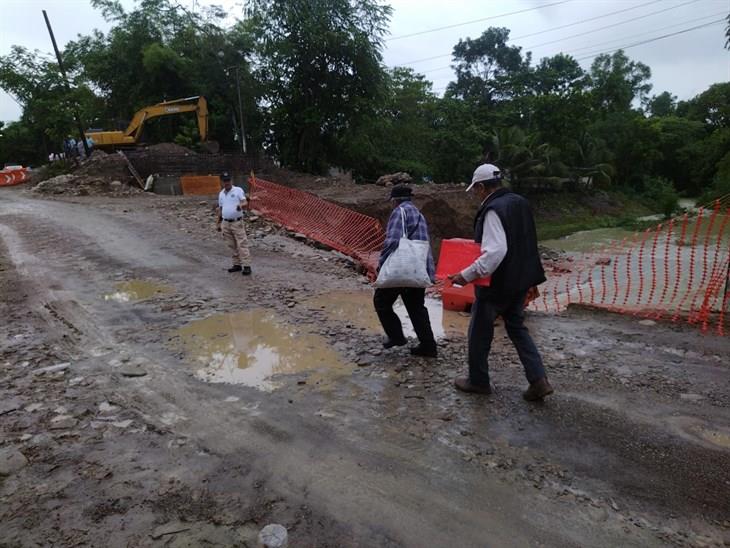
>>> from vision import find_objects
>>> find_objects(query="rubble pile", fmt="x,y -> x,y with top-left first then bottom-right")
375,172 -> 413,186
32,173 -> 141,196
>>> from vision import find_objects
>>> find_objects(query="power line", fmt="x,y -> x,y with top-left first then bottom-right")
392,0 -> 699,68
426,18 -> 725,93
386,0 -> 572,42
574,18 -> 725,61
414,10 -> 726,75
522,0 -> 700,50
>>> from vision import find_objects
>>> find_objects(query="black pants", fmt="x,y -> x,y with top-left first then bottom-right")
468,289 -> 546,386
373,287 -> 436,349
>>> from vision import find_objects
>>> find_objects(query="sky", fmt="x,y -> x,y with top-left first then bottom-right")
1,0 -> 728,122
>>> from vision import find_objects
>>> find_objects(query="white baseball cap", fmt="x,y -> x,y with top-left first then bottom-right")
466,163 -> 501,192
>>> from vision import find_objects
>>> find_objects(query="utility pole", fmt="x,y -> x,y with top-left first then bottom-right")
234,66 -> 247,154
43,10 -> 90,157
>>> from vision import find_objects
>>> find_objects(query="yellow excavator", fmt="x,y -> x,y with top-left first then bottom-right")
88,96 -> 211,149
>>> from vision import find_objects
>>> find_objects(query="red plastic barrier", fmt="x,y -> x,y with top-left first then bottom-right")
248,175 -> 385,278
0,167 -> 28,186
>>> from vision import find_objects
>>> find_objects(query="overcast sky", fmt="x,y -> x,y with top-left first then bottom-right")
1,0 -> 728,122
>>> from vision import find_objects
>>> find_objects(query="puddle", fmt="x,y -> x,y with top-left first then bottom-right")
541,227 -> 635,253
668,416 -> 730,451
104,280 -> 171,302
176,309 -> 352,391
304,291 -> 470,339
694,426 -> 730,450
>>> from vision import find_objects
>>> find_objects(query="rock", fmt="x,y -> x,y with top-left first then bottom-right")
50,415 -> 78,429
99,401 -> 119,414
0,447 -> 28,476
112,420 -> 133,428
120,364 -> 147,377
638,319 -> 656,326
150,521 -> 191,539
292,233 -> 307,241
110,180 -> 122,188
356,356 -> 374,367
0,397 -> 22,416
32,362 -> 70,375
375,172 -> 412,186
679,393 -> 704,402
258,524 -> 288,548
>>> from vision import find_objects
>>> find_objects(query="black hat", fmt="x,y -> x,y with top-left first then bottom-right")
221,172 -> 232,181
389,184 -> 413,200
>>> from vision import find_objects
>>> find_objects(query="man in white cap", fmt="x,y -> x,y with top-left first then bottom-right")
448,164 -> 553,401
216,172 -> 252,275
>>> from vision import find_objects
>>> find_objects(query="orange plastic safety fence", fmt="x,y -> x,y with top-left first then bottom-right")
248,175 -> 385,278
530,201 -> 730,336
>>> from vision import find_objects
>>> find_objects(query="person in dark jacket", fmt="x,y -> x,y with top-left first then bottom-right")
374,184 -> 438,358
449,164 -> 553,400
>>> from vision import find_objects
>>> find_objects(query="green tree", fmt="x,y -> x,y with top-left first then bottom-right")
246,0 -> 391,173
589,50 -> 652,113
647,91 -> 677,117
447,27 -> 530,109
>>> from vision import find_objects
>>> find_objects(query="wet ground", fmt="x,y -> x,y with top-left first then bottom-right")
0,188 -> 729,547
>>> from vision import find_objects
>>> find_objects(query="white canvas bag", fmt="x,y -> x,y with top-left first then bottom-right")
374,207 -> 432,288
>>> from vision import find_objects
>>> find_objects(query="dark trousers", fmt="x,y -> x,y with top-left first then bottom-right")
468,289 -> 546,386
373,287 -> 436,349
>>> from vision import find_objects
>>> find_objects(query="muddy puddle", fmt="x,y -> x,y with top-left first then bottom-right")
305,291 -> 470,339
104,280 -> 171,303
176,309 -> 353,391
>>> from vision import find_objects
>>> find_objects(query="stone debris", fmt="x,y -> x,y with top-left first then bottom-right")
49,415 -> 78,429
375,172 -> 412,186
0,447 -> 28,476
258,524 -> 288,548
32,362 -> 70,375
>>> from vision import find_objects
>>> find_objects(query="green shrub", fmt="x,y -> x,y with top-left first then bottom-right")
642,176 -> 680,218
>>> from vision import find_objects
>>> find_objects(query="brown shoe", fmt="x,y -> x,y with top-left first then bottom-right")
523,377 -> 554,401
454,376 -> 492,395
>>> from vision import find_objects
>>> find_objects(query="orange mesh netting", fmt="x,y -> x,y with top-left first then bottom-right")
248,175 -> 385,277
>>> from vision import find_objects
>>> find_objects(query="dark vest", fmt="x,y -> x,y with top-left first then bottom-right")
474,187 -> 546,301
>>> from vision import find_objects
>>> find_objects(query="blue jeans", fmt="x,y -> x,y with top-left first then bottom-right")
468,289 -> 546,386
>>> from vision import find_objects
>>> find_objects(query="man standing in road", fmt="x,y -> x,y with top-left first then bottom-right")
374,184 -> 438,358
448,164 -> 553,400
216,172 -> 252,276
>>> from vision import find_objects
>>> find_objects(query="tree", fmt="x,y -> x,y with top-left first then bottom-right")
339,67 -> 438,179
647,91 -> 677,117
447,27 -> 530,108
589,50 -> 652,113
680,82 -> 730,128
246,0 -> 391,173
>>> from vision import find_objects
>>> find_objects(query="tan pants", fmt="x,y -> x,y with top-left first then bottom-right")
221,219 -> 251,267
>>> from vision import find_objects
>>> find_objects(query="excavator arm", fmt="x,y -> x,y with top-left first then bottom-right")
89,96 -> 209,148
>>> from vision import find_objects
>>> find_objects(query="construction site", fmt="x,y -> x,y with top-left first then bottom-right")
0,139 -> 728,547
1,0 -> 730,545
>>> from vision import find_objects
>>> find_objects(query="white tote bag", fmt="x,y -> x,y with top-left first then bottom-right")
374,207 -> 432,288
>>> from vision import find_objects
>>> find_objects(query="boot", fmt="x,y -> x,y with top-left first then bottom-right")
228,265 -> 242,273
383,337 -> 407,349
242,266 -> 252,275
523,377 -> 554,401
454,376 -> 492,395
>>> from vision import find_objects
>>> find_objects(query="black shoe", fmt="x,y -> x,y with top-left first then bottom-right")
410,344 -> 438,358
242,266 -> 252,275
383,337 -> 407,349
228,265 -> 242,273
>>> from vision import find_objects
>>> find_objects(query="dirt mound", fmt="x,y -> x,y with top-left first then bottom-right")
32,174 -> 142,196
75,150 -> 130,181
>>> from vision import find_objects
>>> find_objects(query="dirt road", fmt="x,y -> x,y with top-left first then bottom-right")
1,188 -> 728,547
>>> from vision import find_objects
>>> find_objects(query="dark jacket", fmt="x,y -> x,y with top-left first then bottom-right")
474,187 -> 546,301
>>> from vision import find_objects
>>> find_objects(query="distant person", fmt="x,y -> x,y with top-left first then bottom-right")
374,184 -> 438,357
448,164 -> 553,401
216,172 -> 252,275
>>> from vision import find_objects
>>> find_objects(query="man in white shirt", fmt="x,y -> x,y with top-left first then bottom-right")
216,172 -> 252,275
449,164 -> 553,401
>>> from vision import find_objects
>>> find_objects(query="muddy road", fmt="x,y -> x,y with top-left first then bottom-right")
1,188 -> 728,547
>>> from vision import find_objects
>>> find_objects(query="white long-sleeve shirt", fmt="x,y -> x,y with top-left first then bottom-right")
461,210 -> 508,283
